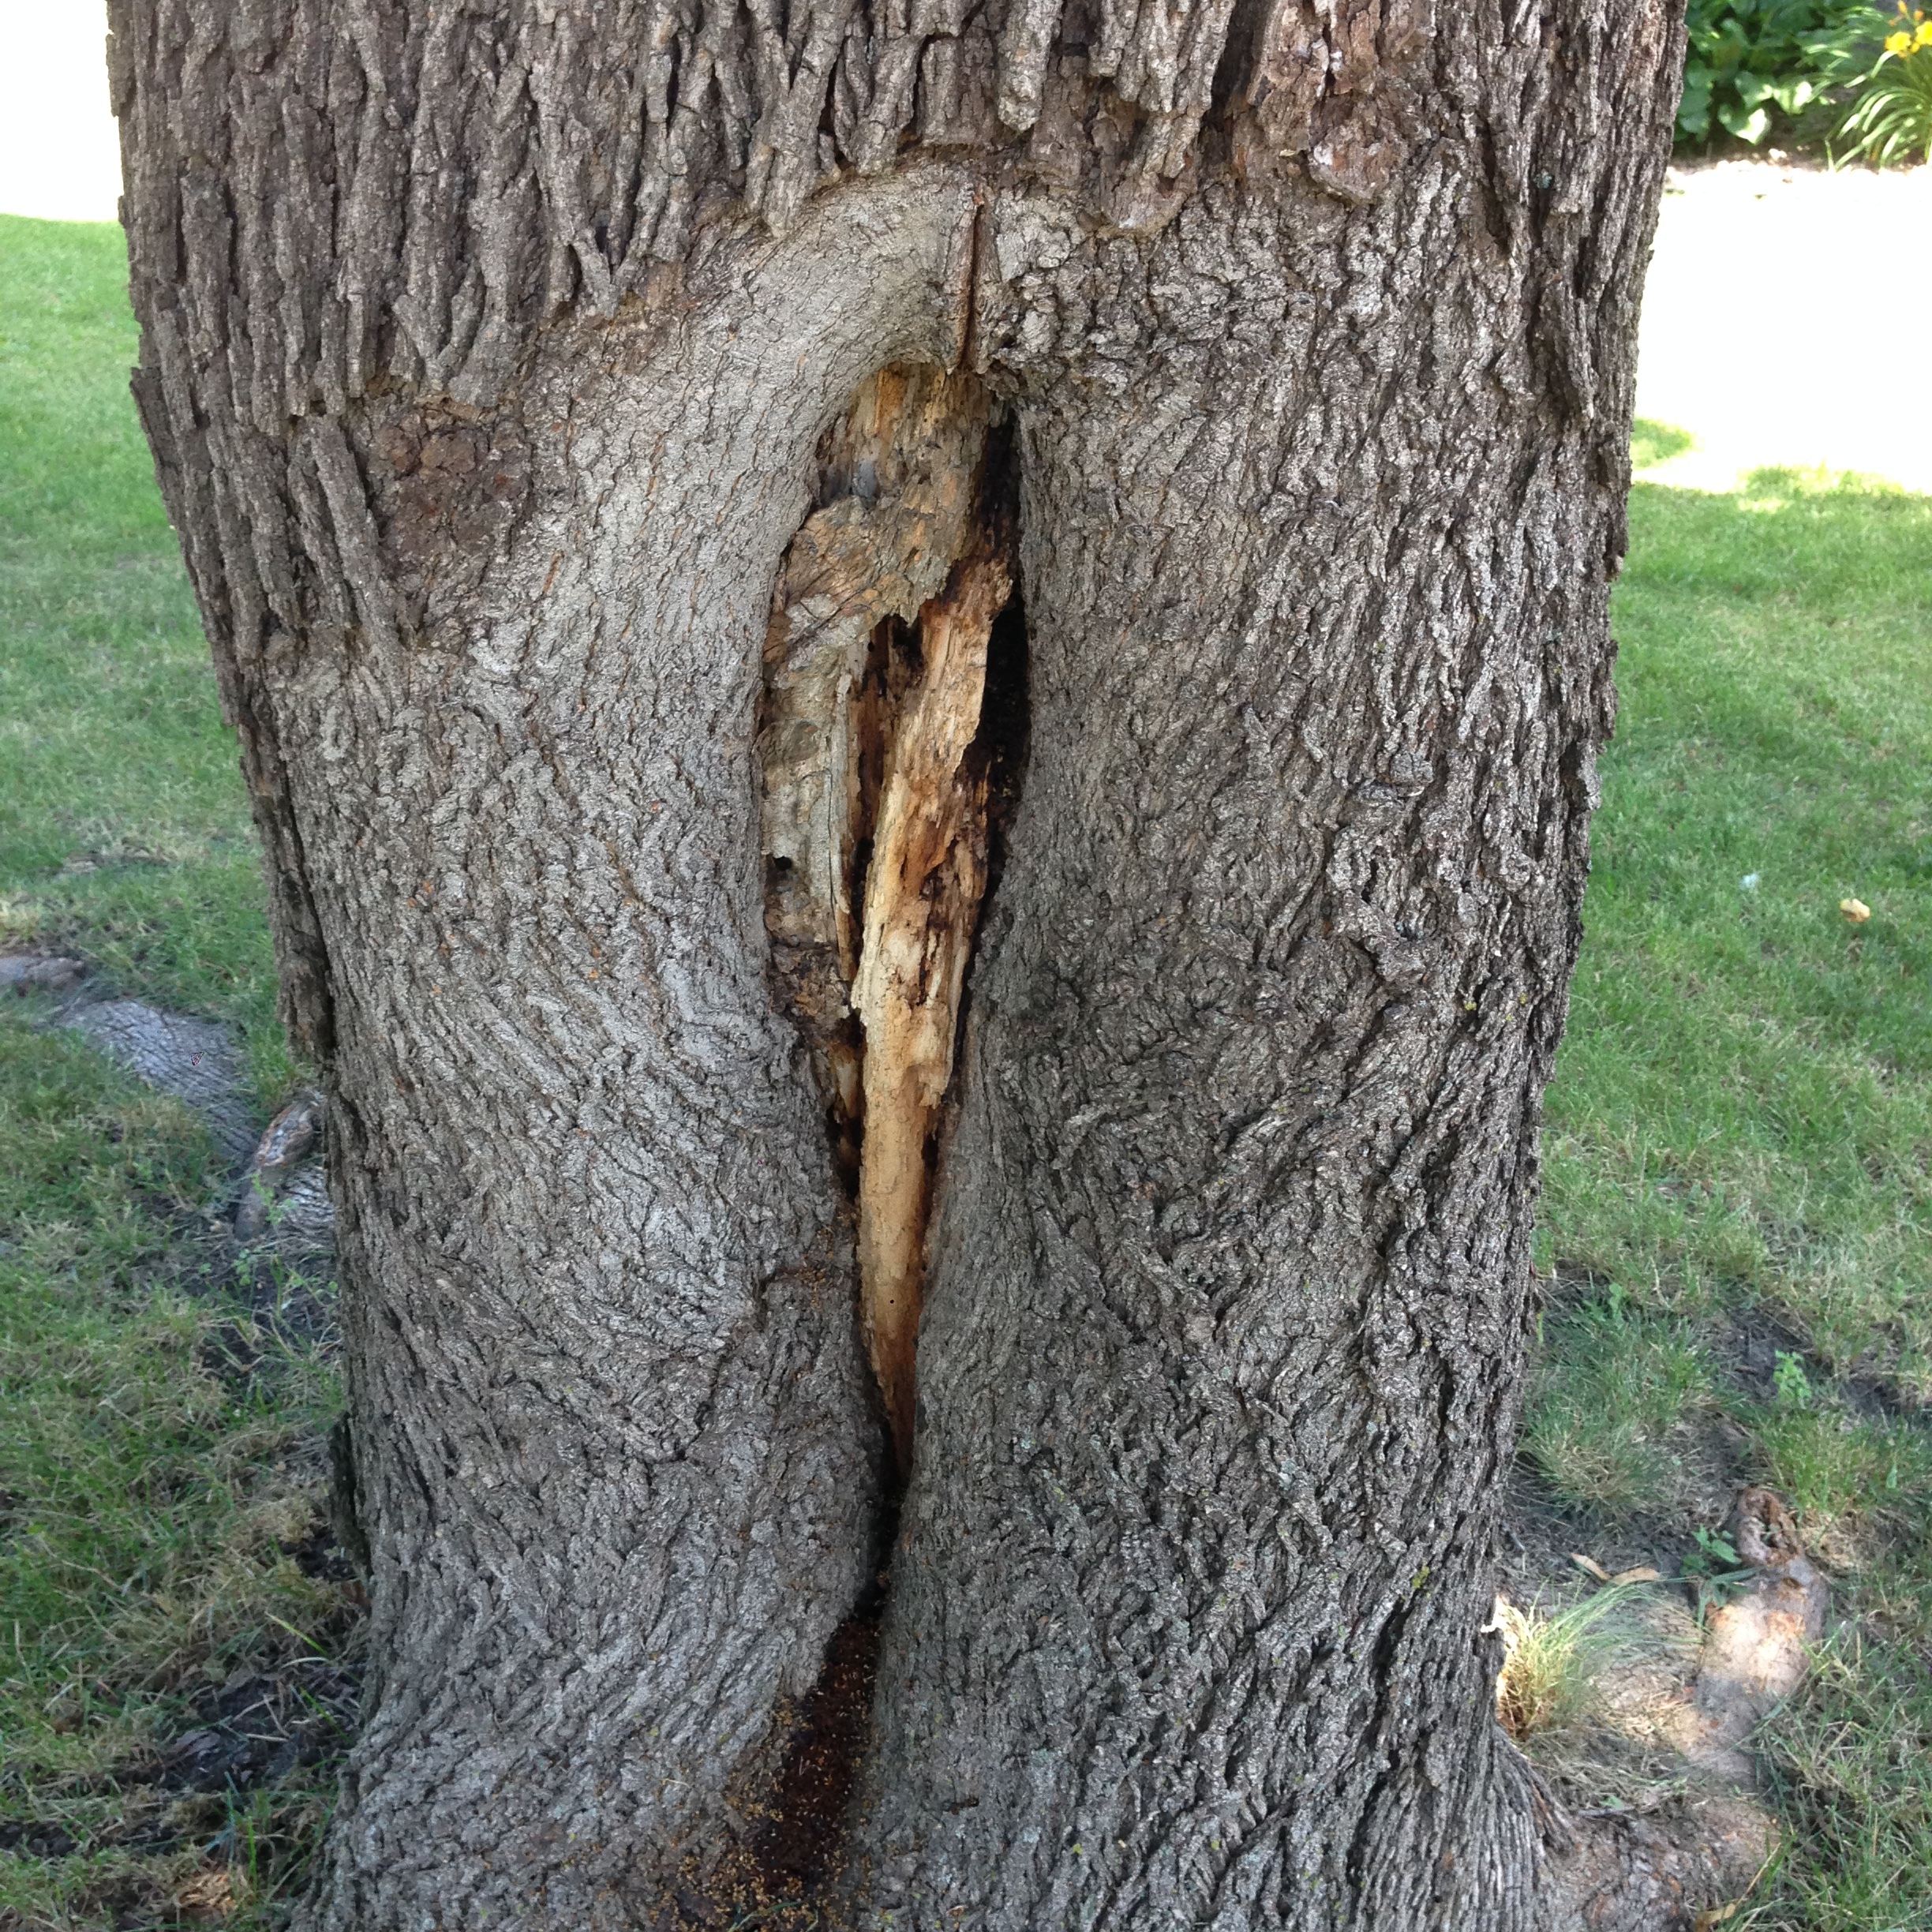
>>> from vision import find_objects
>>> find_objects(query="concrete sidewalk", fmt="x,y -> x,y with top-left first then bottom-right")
1636,159 -> 1932,494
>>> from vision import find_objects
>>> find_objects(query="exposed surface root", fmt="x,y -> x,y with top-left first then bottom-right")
1686,1487 -> 1830,1783
1544,1785 -> 1773,1932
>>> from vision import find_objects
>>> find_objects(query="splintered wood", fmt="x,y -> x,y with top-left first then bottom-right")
759,368 -> 1013,1473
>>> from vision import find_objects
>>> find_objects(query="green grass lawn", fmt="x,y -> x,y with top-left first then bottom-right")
2,215 -> 1928,1927
0,215 -> 289,1104
2,218 -> 348,1930
1528,459 -> 1932,1926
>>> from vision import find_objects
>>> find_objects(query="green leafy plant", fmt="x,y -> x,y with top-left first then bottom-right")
1680,1525 -> 1756,1623
1833,4 -> 1932,161
1631,418 -> 1694,470
1679,0 -> 1879,144
1773,1347 -> 1814,1407
1686,1524 -> 1744,1575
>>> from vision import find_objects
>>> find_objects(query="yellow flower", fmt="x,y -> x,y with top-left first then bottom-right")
1916,19 -> 1932,45
1886,28 -> 1911,51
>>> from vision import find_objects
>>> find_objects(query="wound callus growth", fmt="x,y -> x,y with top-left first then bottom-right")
760,366 -> 1016,1473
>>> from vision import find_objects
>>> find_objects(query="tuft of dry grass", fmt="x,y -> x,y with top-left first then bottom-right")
1494,1585 -> 1650,1740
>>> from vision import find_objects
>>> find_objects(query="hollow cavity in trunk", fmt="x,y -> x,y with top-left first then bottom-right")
758,365 -> 1020,1473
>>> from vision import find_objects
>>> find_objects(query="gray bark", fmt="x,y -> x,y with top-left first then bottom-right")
109,1 -> 1694,1926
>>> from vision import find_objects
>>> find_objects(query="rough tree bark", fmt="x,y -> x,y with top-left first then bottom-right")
110,0 -> 1705,1925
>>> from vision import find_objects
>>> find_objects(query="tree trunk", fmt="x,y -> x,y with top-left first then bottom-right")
110,1 -> 1693,1926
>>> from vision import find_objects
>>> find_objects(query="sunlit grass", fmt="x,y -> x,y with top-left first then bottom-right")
1547,465 -> 1932,1393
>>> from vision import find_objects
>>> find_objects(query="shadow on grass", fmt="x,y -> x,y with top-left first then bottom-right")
1631,417 -> 1694,468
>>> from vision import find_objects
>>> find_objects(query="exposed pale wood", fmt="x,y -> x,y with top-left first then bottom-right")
852,546 -> 1010,1470
760,369 -> 994,980
758,369 -> 1013,1471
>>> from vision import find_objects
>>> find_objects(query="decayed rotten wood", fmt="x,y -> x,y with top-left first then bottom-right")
852,544 -> 1010,1470
759,369 -> 995,1103
759,368 -> 1013,1471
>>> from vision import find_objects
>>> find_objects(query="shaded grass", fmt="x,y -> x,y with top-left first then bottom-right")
1523,1290 -> 1713,1521
0,1022 -> 356,1930
1758,1623 -> 1932,1931
2,216 -> 346,1928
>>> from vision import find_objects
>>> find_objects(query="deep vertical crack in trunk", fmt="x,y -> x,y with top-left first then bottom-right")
759,365 -> 1017,1475
114,0 -> 1690,1903
852,541 -> 1009,1469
